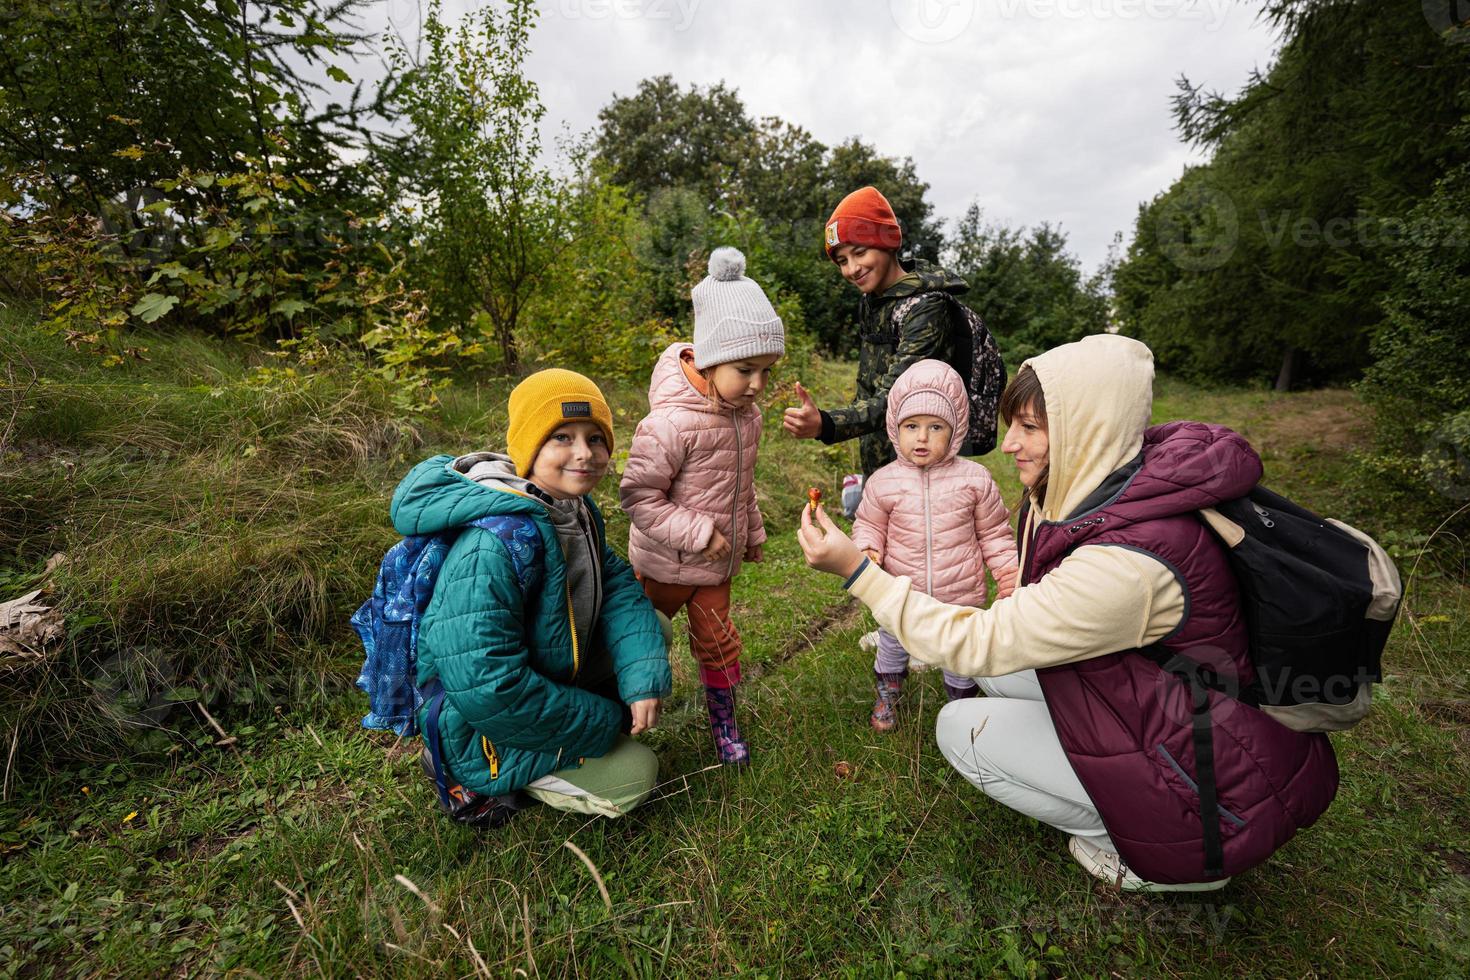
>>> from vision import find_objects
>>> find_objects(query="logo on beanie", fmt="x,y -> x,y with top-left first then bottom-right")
561,401 -> 592,418
825,220 -> 840,247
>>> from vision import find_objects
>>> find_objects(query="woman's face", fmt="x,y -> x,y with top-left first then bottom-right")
1001,404 -> 1049,490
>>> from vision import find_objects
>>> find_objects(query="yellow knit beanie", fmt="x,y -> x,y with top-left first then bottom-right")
506,369 -> 615,477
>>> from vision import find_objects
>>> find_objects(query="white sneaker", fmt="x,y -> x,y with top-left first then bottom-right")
1067,835 -> 1231,893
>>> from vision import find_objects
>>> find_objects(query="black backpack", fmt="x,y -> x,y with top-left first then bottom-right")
890,293 -> 1007,456
1149,485 -> 1401,877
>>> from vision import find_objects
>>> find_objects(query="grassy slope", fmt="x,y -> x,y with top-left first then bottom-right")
2,320 -> 1468,977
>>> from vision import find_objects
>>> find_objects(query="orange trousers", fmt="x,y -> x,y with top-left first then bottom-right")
638,576 -> 742,688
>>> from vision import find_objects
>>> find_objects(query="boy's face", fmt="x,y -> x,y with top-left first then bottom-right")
529,421 -> 610,499
897,414 -> 952,467
831,244 -> 901,295
707,352 -> 780,409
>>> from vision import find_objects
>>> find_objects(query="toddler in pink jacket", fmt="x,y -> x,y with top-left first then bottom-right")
620,248 -> 784,765
851,359 -> 1020,730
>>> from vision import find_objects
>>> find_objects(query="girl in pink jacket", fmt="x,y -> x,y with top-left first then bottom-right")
851,359 -> 1020,730
620,248 -> 784,765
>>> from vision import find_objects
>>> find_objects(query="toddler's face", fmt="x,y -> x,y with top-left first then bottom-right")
897,415 -> 952,467
831,244 -> 901,295
530,421 -> 610,499
707,353 -> 780,409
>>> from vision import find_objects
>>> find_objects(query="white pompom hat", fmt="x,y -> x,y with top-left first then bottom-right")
690,246 -> 785,369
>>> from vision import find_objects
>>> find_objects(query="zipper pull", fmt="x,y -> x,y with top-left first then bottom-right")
1067,516 -> 1105,534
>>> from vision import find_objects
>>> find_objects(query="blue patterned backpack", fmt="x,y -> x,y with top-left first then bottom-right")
351,516 -> 543,738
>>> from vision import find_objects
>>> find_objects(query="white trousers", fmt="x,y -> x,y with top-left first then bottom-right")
934,670 -> 1116,853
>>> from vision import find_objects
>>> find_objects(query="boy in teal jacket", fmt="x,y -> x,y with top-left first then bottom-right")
393,369 -> 672,826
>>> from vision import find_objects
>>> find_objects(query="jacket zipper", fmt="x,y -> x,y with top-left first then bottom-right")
922,469 -> 934,594
565,577 -> 580,678
480,736 -> 500,779
728,408 -> 741,580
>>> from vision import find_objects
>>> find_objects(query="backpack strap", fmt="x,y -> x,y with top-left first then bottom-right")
1150,649 -> 1226,880
422,679 -> 452,810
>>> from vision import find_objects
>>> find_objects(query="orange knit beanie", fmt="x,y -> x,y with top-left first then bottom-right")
824,186 -> 903,257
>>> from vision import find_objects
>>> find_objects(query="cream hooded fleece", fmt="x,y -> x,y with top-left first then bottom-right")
844,335 -> 1187,678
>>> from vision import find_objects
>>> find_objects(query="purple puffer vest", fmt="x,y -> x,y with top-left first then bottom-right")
1027,422 -> 1339,884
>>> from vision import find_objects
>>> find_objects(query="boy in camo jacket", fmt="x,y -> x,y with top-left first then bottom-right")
783,185 -> 970,478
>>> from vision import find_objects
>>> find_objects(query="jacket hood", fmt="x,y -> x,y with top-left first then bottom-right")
647,341 -> 756,416
885,358 -> 969,465
1024,335 -> 1154,522
880,260 -> 968,301
391,452 -> 543,535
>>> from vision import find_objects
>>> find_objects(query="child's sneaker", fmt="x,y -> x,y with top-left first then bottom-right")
704,685 -> 750,765
419,746 -> 528,828
870,670 -> 906,731
1067,835 -> 1231,892
857,629 -> 880,652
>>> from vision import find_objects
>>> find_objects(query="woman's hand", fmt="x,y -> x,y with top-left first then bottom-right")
782,383 -> 823,439
629,697 -> 660,735
798,504 -> 866,579
702,528 -> 731,562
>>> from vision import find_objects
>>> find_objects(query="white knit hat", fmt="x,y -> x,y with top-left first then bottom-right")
691,247 -> 785,369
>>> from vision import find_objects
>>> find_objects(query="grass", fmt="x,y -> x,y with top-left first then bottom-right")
2,317 -> 1468,976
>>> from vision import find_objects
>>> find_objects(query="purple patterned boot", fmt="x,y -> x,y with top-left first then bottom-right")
870,671 -> 906,732
704,685 -> 751,765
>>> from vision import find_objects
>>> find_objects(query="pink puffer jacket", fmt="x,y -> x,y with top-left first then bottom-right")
620,342 -> 766,586
851,359 -> 1018,606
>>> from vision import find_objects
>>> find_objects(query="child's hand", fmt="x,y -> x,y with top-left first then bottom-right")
702,528 -> 731,562
782,383 -> 822,439
629,697 -> 660,735
994,564 -> 1020,599
744,543 -> 763,563
864,549 -> 882,565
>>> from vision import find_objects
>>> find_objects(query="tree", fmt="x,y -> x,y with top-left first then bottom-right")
1115,0 -> 1469,388
595,75 -> 755,206
0,0 -> 391,218
386,0 -> 577,372
947,204 -> 1109,363
592,76 -> 945,354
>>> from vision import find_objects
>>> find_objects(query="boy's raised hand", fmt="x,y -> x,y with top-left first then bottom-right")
782,383 -> 822,439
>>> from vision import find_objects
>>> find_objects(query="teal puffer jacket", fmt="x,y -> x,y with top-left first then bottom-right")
392,455 -> 672,796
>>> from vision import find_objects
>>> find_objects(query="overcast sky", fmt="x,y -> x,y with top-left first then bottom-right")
362,0 -> 1281,273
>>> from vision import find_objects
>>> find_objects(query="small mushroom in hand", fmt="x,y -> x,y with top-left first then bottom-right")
808,486 -> 823,516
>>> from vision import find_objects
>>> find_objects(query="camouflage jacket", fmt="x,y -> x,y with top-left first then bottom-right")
821,261 -> 968,476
